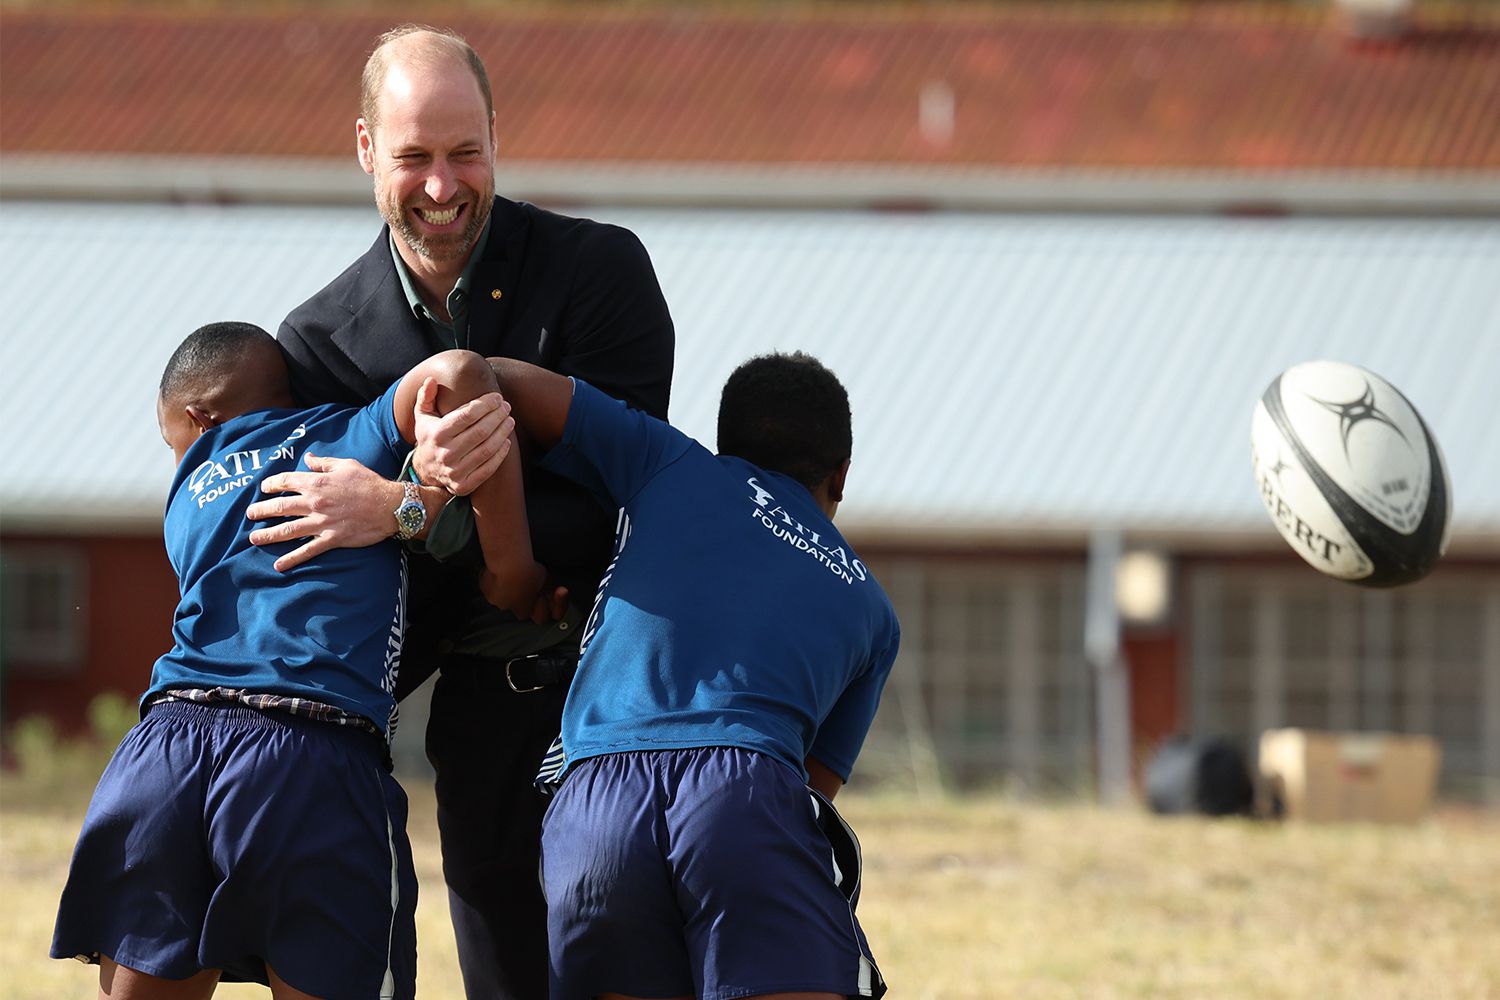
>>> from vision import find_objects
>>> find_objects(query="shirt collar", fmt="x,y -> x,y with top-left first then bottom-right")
388,214 -> 494,323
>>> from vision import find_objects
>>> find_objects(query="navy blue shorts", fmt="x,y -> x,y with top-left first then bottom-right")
51,701 -> 417,999
541,747 -> 885,1000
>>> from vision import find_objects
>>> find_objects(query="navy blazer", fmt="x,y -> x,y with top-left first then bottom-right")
279,197 -> 675,681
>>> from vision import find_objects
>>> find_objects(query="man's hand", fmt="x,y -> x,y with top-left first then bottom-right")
246,453 -> 403,572
413,379 -> 513,496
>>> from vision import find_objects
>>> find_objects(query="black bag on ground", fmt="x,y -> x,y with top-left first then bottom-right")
1145,735 -> 1255,816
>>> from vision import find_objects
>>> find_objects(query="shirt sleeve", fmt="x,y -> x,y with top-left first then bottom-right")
539,378 -> 693,508
349,379 -> 408,472
809,625 -> 902,781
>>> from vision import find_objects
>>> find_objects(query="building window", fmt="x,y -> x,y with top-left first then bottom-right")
1,545 -> 88,675
861,556 -> 1089,793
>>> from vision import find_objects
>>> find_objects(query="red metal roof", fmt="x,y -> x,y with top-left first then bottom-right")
3,5 -> 1498,170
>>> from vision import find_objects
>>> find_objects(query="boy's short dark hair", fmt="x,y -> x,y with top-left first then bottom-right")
716,352 -> 852,489
159,322 -> 278,402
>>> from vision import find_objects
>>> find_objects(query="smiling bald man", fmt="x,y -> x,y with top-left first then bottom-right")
262,25 -> 675,999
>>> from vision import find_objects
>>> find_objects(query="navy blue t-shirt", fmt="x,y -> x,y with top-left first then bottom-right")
147,382 -> 407,734
542,379 -> 901,780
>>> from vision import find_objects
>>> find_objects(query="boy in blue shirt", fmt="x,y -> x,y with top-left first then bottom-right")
51,323 -> 544,1000
482,352 -> 900,1000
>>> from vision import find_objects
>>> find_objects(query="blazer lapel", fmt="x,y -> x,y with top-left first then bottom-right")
330,227 -> 448,391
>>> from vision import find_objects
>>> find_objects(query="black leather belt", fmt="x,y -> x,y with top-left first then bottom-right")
503,652 -> 579,693
440,650 -> 580,692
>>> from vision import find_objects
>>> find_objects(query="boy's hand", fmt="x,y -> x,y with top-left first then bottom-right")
413,378 -> 512,496
479,564 -> 570,625
531,582 -> 571,625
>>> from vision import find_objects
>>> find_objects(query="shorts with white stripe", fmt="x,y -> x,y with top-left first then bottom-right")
51,701 -> 417,1000
542,746 -> 886,1000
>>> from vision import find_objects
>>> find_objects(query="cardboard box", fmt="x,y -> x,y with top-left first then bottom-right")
1258,728 -> 1441,823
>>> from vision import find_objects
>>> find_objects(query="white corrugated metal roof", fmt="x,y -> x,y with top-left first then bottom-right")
2,203 -> 1497,548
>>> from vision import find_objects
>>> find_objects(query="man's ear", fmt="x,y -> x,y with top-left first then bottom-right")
828,458 -> 851,503
185,404 -> 218,435
356,119 -> 376,175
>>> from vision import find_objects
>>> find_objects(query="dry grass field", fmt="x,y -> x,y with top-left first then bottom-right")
3,738 -> 1498,1000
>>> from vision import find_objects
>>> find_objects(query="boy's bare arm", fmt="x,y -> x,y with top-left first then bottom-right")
395,351 -> 557,621
395,357 -> 573,497
484,358 -> 575,450
805,757 -> 845,801
247,352 -> 566,622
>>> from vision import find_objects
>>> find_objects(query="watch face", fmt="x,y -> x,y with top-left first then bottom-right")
396,501 -> 426,539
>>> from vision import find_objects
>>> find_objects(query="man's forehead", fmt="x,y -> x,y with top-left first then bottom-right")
381,62 -> 420,103
376,56 -> 485,117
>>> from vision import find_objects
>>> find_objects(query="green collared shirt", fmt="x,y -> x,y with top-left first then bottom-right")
391,218 -> 564,655
389,216 -> 493,349
389,218 -> 494,564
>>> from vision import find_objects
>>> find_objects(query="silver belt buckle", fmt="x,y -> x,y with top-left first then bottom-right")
505,654 -> 545,694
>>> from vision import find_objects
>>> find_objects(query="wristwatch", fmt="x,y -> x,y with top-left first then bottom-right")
393,481 -> 427,541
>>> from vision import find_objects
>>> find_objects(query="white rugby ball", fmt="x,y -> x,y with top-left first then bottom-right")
1251,360 -> 1451,587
